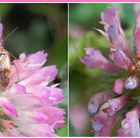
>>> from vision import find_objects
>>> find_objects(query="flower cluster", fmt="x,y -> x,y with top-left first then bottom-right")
0,24 -> 65,137
81,7 -> 140,136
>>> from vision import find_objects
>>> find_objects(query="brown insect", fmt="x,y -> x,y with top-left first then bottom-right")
0,46 -> 11,91
128,56 -> 140,76
116,51 -> 140,89
0,26 -> 19,91
109,48 -> 140,89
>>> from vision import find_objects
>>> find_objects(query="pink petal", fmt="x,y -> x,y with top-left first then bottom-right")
93,118 -> 104,132
113,78 -> 124,94
118,104 -> 140,137
0,131 -> 3,136
18,111 -> 48,123
7,84 -> 26,95
101,94 -> 129,116
52,120 -> 65,129
18,123 -> 55,137
16,111 -> 43,125
101,7 -> 118,26
113,50 -> 131,70
134,10 -> 140,56
19,65 -> 58,86
33,112 -> 48,122
26,51 -> 47,68
3,129 -> 23,136
2,120 -> 15,129
0,98 -> 17,117
91,94 -> 129,136
3,103 -> 17,117
94,28 -> 108,37
11,51 -> 47,82
25,85 -> 52,105
92,110 -> 109,132
118,127 -> 131,137
124,76 -> 139,89
9,94 -> 43,108
0,23 -> 3,45
26,85 -> 50,98
134,29 -> 140,56
11,59 -> 38,82
81,48 -> 119,72
127,119 -> 140,136
101,7 -> 130,55
36,106 -> 65,128
93,110 -> 118,136
47,87 -> 64,104
95,114 -> 118,136
93,94 -> 129,136
88,91 -> 110,115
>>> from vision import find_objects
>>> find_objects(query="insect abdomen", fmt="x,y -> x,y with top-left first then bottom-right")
128,64 -> 137,75
0,68 -> 10,90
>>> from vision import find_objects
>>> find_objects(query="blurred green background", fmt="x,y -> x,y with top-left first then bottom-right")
0,3 -> 68,136
69,3 -> 135,136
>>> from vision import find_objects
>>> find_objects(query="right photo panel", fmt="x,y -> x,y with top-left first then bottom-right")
69,3 -> 140,137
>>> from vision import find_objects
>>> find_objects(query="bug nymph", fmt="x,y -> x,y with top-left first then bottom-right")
128,63 -> 138,75
0,46 -> 11,91
128,56 -> 140,76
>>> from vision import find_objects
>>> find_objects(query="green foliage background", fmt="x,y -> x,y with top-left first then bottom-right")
69,3 -> 135,136
0,3 -> 68,136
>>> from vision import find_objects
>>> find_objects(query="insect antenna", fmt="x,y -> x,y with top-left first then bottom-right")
4,27 -> 20,81
9,51 -> 17,60
2,26 -> 19,45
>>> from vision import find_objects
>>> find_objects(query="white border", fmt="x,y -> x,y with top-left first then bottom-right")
68,2 -> 70,137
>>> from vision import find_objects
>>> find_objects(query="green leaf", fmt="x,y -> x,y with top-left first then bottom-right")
57,123 -> 68,136
70,3 -> 111,26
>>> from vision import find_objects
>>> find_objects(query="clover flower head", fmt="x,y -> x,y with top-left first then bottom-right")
0,23 -> 65,137
81,6 -> 140,137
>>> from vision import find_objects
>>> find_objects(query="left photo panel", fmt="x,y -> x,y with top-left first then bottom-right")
0,3 -> 68,137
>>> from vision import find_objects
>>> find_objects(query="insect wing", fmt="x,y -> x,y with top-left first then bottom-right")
1,53 -> 10,70
0,48 -> 11,91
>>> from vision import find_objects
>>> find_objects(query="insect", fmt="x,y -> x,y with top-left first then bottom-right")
115,50 -> 140,89
0,46 -> 11,91
0,24 -> 18,91
128,56 -> 140,76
